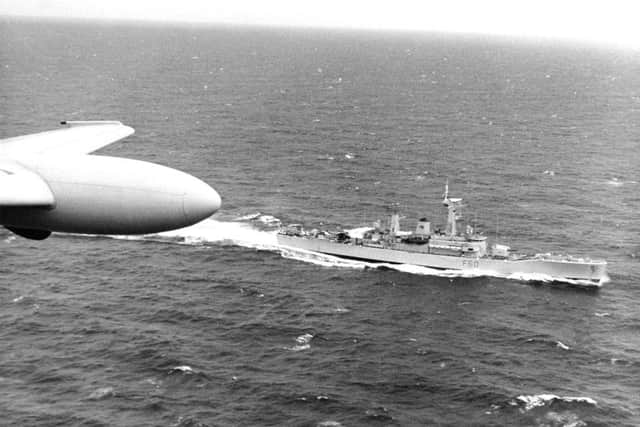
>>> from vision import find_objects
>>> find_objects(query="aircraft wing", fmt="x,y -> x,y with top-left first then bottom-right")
0,160 -> 55,207
0,121 -> 134,157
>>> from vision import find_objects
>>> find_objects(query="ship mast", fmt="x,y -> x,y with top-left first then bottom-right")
442,180 -> 462,237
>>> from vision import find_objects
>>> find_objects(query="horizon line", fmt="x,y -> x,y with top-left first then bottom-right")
1,13 -> 636,52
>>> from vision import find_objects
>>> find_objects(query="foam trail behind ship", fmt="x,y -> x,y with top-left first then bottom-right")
86,216 -> 605,287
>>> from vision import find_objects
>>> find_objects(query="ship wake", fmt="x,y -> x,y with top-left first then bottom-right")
72,216 -> 606,287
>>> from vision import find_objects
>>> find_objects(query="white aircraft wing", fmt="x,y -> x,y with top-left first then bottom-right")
0,160 -> 55,207
0,121 -> 134,157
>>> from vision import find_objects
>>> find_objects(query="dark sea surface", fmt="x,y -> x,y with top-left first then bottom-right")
1,18 -> 639,426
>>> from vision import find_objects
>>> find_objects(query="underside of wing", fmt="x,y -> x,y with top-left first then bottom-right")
0,161 -> 55,207
0,121 -> 134,157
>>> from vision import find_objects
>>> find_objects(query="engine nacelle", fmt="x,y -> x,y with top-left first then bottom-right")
0,155 -> 220,237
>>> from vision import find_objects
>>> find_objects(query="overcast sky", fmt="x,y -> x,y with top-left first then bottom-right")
2,0 -> 639,49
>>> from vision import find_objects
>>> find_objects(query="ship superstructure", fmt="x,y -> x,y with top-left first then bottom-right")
277,185 -> 608,284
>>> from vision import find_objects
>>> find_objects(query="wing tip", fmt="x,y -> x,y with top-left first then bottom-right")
60,120 -> 126,127
59,120 -> 135,137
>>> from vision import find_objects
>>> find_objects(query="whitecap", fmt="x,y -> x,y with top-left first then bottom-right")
258,215 -> 281,225
317,421 -> 342,427
296,333 -> 313,344
236,212 -> 262,221
88,386 -> 115,400
285,333 -> 314,352
12,295 -> 24,303
556,341 -> 570,350
286,343 -> 310,352
594,312 -> 611,317
344,153 -> 354,160
605,178 -> 637,187
516,394 -> 597,411
171,365 -> 193,374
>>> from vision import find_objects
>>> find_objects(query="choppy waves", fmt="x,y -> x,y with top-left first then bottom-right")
3,21 -> 638,427
483,393 -> 599,427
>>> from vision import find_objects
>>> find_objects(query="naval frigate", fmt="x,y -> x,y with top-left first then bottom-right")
277,184 -> 608,285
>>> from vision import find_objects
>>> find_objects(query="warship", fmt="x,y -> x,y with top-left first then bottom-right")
277,184 -> 608,284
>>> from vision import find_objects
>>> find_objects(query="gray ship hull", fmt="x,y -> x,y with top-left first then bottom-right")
277,234 -> 607,283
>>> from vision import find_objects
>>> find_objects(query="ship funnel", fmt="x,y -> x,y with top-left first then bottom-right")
415,218 -> 431,236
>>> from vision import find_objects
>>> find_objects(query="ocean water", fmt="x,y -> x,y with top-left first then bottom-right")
1,18 -> 639,426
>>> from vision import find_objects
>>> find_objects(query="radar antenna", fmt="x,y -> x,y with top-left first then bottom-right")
443,179 -> 449,202
442,180 -> 462,236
